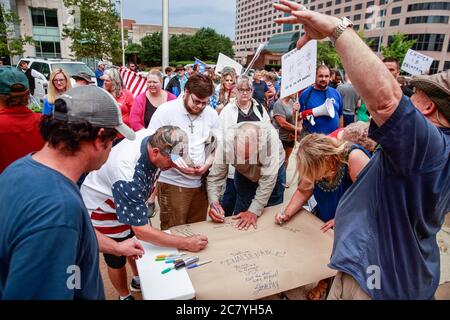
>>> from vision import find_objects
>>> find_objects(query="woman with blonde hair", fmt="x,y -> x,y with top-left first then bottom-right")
274,133 -> 370,300
129,69 -> 176,131
211,68 -> 236,113
42,68 -> 72,115
103,68 -> 134,127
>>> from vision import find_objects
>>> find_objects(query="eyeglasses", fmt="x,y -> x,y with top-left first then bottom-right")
237,88 -> 252,94
189,94 -> 209,107
53,78 -> 66,83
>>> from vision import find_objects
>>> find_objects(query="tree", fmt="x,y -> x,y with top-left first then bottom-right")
139,27 -> 233,67
317,41 -> 342,69
62,0 -> 122,63
0,4 -> 34,63
381,32 -> 416,64
139,32 -> 162,66
125,43 -> 142,65
190,27 -> 234,61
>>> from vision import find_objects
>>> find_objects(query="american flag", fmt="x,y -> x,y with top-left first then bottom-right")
170,154 -> 189,169
119,67 -> 147,97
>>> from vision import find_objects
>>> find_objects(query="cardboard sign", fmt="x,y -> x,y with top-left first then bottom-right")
170,205 -> 336,300
280,40 -> 317,99
401,49 -> 433,76
215,53 -> 243,76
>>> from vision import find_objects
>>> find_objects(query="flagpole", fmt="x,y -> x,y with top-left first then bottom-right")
162,0 -> 169,70
118,0 -> 125,67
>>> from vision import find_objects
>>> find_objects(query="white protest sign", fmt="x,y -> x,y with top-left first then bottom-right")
215,53 -> 243,76
401,49 -> 433,76
280,40 -> 317,99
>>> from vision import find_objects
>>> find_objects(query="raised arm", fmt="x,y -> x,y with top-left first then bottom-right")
273,0 -> 402,127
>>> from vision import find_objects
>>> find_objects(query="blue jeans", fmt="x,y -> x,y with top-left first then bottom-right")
343,114 -> 355,127
233,164 -> 286,214
221,178 -> 237,217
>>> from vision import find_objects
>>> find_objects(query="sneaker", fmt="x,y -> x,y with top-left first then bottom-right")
130,278 -> 141,292
119,294 -> 135,300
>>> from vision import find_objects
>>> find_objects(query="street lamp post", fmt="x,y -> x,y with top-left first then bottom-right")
162,0 -> 169,70
377,0 -> 392,57
117,0 -> 125,67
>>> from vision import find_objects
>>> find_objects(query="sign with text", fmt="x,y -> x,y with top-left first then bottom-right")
280,40 -> 317,99
215,53 -> 243,76
401,49 -> 433,76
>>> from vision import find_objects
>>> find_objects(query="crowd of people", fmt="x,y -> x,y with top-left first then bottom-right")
0,0 -> 449,301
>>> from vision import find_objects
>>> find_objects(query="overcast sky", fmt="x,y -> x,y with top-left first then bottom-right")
122,0 -> 236,40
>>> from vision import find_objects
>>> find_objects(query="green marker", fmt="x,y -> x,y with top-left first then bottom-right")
161,266 -> 174,274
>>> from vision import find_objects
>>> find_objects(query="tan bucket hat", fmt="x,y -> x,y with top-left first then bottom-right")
410,70 -> 450,122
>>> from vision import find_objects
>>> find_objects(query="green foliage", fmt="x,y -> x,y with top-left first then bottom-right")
139,32 -> 162,66
0,4 -> 34,59
317,41 -> 342,68
264,64 -> 281,71
139,27 -> 233,67
381,32 -> 416,63
62,0 -> 122,63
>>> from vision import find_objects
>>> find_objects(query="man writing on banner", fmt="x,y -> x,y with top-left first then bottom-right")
299,65 -> 343,135
273,0 -> 449,300
207,122 -> 286,230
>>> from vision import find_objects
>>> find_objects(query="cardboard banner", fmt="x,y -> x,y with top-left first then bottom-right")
280,40 -> 317,99
215,53 -> 243,76
401,49 -> 433,76
170,204 -> 336,300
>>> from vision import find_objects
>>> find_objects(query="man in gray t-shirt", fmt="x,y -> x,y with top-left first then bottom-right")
337,75 -> 359,127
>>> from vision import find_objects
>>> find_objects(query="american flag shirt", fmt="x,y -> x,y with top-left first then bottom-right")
81,129 -> 159,239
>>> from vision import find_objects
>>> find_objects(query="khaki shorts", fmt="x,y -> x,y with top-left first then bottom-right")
327,271 -> 372,300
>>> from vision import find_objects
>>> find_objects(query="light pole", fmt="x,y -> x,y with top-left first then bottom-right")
162,0 -> 169,70
117,0 -> 125,67
377,0 -> 392,57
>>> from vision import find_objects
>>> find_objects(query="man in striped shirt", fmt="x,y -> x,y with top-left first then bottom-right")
81,126 -> 208,300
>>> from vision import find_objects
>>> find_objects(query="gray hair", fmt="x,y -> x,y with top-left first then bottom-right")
236,75 -> 253,91
104,68 -> 123,98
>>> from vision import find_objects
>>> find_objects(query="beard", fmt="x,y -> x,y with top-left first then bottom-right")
315,81 -> 328,90
183,94 -> 204,115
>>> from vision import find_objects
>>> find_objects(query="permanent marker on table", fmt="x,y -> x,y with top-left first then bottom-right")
187,260 -> 212,269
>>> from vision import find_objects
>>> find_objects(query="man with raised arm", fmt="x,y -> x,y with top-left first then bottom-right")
273,0 -> 449,300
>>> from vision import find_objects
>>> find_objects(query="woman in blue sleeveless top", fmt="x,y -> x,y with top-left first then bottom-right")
274,133 -> 371,299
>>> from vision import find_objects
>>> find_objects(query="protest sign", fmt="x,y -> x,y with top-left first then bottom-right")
401,49 -> 433,76
215,53 -> 243,75
280,40 -> 317,99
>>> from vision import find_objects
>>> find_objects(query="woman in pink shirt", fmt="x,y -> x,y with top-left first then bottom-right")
103,68 -> 134,127
130,69 -> 176,131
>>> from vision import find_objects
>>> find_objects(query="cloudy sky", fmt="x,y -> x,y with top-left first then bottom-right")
122,0 -> 236,39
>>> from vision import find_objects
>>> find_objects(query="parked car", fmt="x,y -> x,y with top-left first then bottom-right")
17,58 -> 96,101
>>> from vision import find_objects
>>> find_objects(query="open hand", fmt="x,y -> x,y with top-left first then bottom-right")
273,0 -> 341,49
233,211 -> 258,230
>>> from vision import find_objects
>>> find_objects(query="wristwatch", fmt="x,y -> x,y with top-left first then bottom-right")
330,17 -> 353,45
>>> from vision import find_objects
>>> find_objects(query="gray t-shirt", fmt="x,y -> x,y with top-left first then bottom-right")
272,99 -> 294,141
337,83 -> 359,115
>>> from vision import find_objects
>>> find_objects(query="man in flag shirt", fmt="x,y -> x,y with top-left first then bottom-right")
81,126 -> 208,300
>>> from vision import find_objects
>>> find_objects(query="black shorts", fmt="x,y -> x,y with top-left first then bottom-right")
102,231 -> 135,269
282,140 -> 295,149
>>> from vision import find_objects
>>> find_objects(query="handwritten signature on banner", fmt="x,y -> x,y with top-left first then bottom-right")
219,249 -> 287,296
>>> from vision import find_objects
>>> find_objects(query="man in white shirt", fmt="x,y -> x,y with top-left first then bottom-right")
148,73 -> 218,230
81,126 -> 208,300
17,61 -> 46,96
